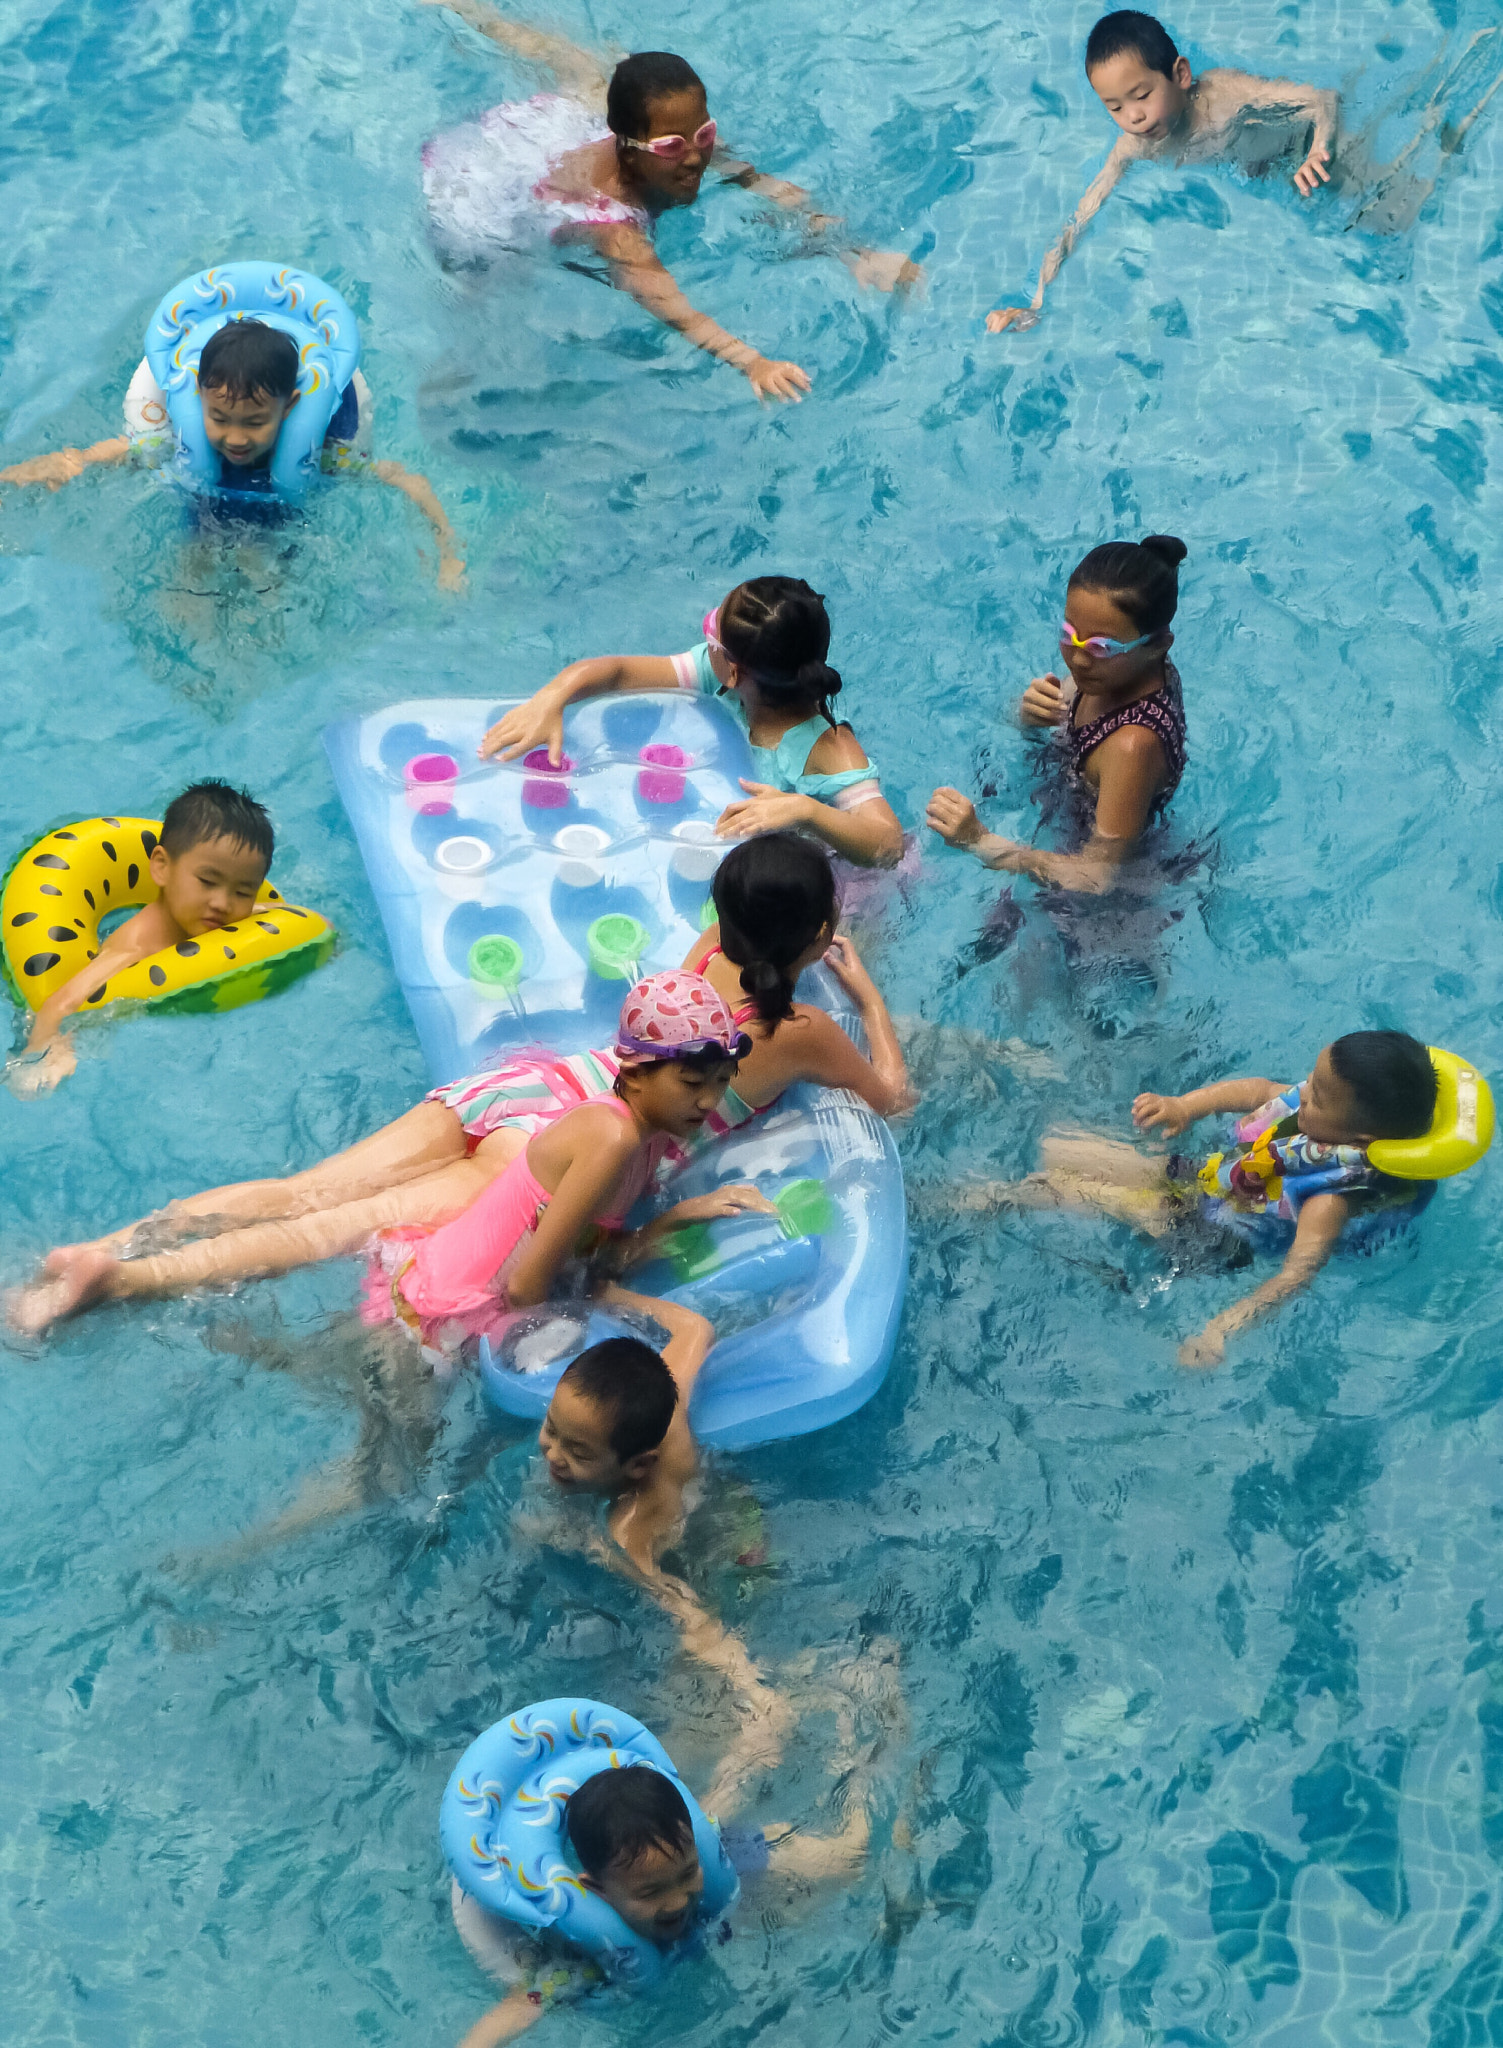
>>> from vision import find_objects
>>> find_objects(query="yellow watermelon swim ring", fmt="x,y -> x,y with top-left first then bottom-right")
1,816 -> 334,1017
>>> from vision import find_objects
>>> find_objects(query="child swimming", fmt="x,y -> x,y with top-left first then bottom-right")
9,972 -> 771,1337
483,577 -> 904,867
954,1032 -> 1464,1367
0,315 -> 465,587
8,781 -> 274,1100
926,535 -> 1187,894
987,9 -> 1337,333
420,8 -> 918,402
537,1335 -> 704,1574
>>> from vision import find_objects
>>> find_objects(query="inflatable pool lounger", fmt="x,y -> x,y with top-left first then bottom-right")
324,692 -> 907,1448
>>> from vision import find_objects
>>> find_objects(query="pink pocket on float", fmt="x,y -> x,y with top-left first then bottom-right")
638,743 -> 692,804
521,748 -> 574,810
405,753 -> 459,815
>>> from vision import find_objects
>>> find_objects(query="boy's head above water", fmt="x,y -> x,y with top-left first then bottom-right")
152,781 -> 273,937
566,1765 -> 704,1945
1086,11 -> 1192,141
1062,533 -> 1186,695
1304,1033 -> 1438,1147
539,1337 -> 678,1495
196,320 -> 300,471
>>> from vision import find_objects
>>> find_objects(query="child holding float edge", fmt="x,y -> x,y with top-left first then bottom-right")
483,576 -> 904,868
951,1033 -> 1493,1367
0,260 -> 464,588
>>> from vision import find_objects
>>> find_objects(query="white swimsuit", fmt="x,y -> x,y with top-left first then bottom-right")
421,92 -> 649,263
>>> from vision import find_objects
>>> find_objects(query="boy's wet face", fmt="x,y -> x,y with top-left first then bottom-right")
148,835 -> 268,936
594,1836 -> 705,1944
1299,1047 -> 1369,1145
199,382 -> 294,469
539,1381 -> 633,1494
1088,50 -> 1193,143
1061,584 -> 1168,697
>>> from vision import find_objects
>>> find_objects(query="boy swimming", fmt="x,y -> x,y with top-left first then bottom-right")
950,1033 -> 1479,1366
536,1333 -> 707,1574
10,781 -> 274,1099
0,315 -> 465,588
987,9 -> 1337,332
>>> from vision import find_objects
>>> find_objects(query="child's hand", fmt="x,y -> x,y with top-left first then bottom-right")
745,356 -> 812,404
664,1185 -> 779,1225
822,934 -> 877,1003
716,782 -> 809,839
480,691 -> 565,763
437,549 -> 467,595
925,787 -> 984,848
844,249 -> 924,294
6,1040 -> 75,1099
1019,673 -> 1068,727
0,449 -> 88,490
1132,1091 -> 1192,1136
1293,145 -> 1331,197
1178,1320 -> 1228,1369
986,306 -> 1039,334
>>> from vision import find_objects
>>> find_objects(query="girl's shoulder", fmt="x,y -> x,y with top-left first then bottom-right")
802,721 -> 870,773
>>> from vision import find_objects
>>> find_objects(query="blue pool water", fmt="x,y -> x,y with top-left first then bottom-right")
4,0 -> 1503,2040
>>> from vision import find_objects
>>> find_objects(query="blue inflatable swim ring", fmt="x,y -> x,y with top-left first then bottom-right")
440,1698 -> 738,1986
144,261 -> 360,503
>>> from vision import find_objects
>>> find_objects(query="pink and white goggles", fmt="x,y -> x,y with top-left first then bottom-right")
615,970 -> 749,1063
622,119 -> 717,162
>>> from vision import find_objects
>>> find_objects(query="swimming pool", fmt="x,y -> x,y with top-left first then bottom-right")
3,0 -> 1503,2038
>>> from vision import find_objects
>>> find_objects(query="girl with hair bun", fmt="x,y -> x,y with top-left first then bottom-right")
682,831 -> 911,1132
928,534 -> 1189,893
484,577 -> 904,867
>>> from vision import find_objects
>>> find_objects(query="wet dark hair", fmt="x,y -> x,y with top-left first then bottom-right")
159,780 -> 274,867
1085,10 -> 1181,80
718,577 -> 844,726
567,1765 -> 694,1880
559,1337 -> 678,1464
712,832 -> 839,1027
1068,534 -> 1187,636
606,52 -> 705,141
197,320 -> 299,405
1329,1032 -> 1437,1141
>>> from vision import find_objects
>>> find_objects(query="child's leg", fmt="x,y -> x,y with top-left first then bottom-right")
65,1102 -> 471,1256
11,1140 -> 525,1331
947,1128 -> 1175,1236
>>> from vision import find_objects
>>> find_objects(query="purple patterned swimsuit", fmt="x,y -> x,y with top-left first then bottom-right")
1065,659 -> 1186,820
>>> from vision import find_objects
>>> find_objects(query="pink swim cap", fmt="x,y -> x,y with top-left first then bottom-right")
615,970 -> 750,1063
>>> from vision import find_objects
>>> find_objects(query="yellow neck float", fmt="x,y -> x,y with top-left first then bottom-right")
2,816 -> 333,1017
1368,1048 -> 1495,1182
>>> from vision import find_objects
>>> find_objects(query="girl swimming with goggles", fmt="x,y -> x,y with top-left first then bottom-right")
420,6 -> 919,403
927,534 -> 1188,894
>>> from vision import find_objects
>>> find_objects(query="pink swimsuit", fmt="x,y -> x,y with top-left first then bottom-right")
363,1098 -> 670,1352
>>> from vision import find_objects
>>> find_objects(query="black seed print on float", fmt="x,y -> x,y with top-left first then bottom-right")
148,965 -> 167,986
33,854 -> 68,870
23,953 -> 61,977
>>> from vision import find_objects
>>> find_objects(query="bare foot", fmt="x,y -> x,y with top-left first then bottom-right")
8,1249 -> 119,1333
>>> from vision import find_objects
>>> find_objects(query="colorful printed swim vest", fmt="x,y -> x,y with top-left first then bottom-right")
1196,1084 -> 1434,1250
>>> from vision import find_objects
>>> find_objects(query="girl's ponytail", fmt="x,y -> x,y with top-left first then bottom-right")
719,578 -> 844,723
1069,534 -> 1188,634
710,832 -> 840,1034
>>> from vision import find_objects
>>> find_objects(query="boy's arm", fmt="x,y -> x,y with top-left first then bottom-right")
1,438 -> 130,492
987,138 -> 1137,332
1132,1077 -> 1282,1135
1179,1191 -> 1347,1366
369,460 -> 466,591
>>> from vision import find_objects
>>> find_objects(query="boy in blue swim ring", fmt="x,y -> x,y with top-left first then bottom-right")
0,273 -> 464,588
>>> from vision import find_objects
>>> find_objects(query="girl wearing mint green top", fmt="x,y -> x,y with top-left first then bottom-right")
481,576 -> 904,867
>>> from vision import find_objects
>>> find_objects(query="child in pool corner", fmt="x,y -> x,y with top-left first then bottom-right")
927,534 -> 1187,895
987,9 -> 1337,333
482,577 -> 904,868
